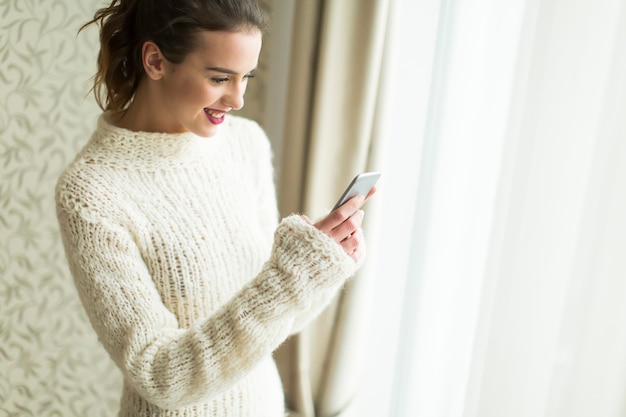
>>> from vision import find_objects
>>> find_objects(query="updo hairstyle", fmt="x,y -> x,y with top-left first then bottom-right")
80,0 -> 268,113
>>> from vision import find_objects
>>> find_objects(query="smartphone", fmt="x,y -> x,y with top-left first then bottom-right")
332,171 -> 381,210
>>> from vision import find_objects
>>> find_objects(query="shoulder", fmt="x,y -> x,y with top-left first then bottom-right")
55,157 -> 112,222
55,130 -> 132,224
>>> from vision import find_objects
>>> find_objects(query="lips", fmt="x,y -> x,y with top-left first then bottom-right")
204,108 -> 226,125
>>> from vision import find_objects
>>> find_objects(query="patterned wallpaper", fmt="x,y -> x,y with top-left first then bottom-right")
0,1 -> 271,415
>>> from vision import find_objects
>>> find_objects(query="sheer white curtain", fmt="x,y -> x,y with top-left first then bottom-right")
350,0 -> 626,416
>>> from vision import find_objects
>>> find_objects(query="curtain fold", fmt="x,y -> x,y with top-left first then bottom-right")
466,0 -> 626,415
274,1 -> 390,416
273,2 -> 323,415
345,0 -> 626,415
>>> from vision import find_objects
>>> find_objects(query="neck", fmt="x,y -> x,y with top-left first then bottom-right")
114,80 -> 178,133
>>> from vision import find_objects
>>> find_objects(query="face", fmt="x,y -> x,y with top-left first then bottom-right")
155,29 -> 262,137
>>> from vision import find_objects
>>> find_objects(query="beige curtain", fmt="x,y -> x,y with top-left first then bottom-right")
274,1 -> 390,416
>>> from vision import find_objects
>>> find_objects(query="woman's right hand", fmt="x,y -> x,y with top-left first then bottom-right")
301,188 -> 376,262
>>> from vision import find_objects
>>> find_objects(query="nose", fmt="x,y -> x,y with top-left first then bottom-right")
223,80 -> 246,111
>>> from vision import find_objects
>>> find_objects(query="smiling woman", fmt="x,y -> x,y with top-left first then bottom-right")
53,0 -> 376,416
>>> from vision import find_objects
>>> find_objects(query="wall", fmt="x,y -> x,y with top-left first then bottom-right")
0,1 -> 272,415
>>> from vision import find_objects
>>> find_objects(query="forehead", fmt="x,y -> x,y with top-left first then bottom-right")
187,30 -> 262,70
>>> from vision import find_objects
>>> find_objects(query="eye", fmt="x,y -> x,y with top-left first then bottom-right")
211,77 -> 229,84
244,73 -> 255,80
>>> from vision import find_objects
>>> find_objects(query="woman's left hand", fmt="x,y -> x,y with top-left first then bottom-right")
301,187 -> 376,262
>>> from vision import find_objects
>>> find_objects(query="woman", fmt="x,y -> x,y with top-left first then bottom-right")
55,0 -> 372,416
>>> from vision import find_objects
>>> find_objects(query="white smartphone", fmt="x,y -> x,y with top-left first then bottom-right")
332,171 -> 381,210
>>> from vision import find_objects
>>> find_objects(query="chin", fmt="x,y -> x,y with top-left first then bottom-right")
192,124 -> 219,138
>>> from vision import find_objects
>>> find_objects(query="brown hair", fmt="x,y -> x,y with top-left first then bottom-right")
80,0 -> 268,113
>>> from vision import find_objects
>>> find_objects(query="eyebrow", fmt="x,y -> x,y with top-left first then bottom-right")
206,67 -> 257,75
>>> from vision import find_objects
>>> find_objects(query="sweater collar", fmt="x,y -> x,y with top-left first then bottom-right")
84,112 -> 226,169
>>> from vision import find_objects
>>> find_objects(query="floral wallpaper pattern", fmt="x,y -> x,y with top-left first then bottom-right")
0,1 -> 271,415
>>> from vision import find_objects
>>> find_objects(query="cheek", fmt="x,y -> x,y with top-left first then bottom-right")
169,76 -> 211,107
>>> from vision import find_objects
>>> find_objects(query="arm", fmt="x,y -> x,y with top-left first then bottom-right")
248,125 -> 365,335
57,201 -> 356,410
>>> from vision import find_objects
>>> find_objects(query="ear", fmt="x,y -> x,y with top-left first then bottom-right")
142,41 -> 166,80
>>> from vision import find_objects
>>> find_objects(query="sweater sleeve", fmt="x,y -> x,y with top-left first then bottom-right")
56,199 -> 357,410
246,122 -> 351,335
246,122 -> 360,320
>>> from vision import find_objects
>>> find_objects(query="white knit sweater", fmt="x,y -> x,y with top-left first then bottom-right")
55,113 -> 359,416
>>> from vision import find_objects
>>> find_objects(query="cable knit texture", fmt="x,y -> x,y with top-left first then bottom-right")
55,113 -> 360,416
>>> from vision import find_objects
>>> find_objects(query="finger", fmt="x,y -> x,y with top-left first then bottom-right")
315,194 -> 365,233
330,209 -> 364,242
300,214 -> 312,225
348,233 -> 366,262
340,227 -> 363,254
